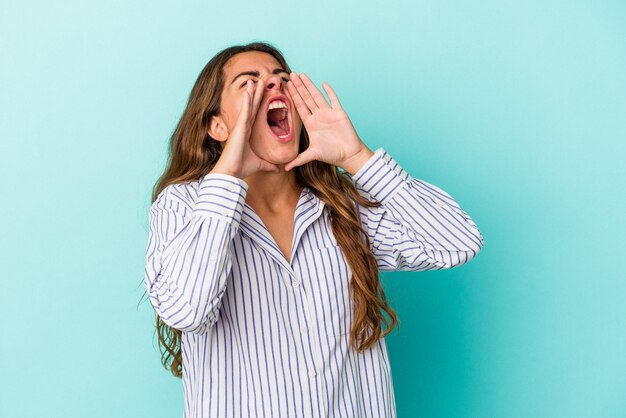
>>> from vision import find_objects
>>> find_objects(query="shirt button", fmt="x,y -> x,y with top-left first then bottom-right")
292,280 -> 299,288
437,201 -> 445,208
308,370 -> 316,378
228,184 -> 238,192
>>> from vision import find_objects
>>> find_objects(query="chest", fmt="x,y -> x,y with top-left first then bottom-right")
227,211 -> 353,337
255,210 -> 295,264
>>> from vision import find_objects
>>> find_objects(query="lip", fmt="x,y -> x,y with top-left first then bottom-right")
264,94 -> 293,143
264,94 -> 291,113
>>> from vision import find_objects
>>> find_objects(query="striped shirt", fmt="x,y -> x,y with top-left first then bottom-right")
144,147 -> 484,418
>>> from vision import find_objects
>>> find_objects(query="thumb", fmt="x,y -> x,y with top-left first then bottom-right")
284,149 -> 316,172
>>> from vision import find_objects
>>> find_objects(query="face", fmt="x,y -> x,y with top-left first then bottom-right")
210,51 -> 302,165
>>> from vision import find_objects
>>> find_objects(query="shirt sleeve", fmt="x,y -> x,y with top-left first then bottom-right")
143,173 -> 248,334
348,147 -> 484,271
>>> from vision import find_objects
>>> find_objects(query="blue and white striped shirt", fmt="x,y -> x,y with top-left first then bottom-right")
144,147 -> 484,418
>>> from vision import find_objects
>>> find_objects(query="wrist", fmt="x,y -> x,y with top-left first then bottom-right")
340,146 -> 375,176
209,165 -> 241,178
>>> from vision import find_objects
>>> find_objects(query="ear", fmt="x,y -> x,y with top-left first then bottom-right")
207,115 -> 229,142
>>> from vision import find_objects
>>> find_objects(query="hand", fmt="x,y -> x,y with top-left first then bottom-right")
284,72 -> 372,173
211,79 -> 280,178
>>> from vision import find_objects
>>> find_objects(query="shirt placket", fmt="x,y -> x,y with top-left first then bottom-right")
239,189 -> 329,417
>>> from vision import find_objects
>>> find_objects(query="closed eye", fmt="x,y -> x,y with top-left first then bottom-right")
240,77 -> 290,88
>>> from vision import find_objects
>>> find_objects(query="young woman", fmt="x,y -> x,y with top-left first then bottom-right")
143,41 -> 484,418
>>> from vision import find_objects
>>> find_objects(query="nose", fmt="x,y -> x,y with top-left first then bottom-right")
264,74 -> 284,91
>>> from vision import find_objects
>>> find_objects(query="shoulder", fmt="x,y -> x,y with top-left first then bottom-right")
152,180 -> 199,214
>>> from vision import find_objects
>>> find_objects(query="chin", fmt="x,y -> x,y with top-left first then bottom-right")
265,146 -> 300,165
251,133 -> 301,164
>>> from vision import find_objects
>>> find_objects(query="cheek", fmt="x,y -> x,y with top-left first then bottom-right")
285,91 -> 301,126
220,94 -> 243,130
290,112 -> 303,143
228,102 -> 242,128
293,111 -> 302,131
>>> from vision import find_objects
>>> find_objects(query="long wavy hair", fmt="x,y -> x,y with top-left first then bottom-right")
143,41 -> 399,378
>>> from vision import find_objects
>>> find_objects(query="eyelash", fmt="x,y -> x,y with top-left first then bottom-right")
241,77 -> 289,88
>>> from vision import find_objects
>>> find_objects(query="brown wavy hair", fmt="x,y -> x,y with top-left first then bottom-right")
143,41 -> 399,378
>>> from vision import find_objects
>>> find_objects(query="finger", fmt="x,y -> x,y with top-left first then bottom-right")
287,79 -> 312,118
250,79 -> 265,120
244,79 -> 257,124
299,72 -> 330,109
284,149 -> 316,172
289,72 -> 318,112
322,82 -> 343,110
236,80 -> 253,125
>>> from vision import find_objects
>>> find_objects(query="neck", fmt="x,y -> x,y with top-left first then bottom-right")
243,169 -> 303,214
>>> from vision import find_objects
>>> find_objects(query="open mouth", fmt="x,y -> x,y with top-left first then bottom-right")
266,99 -> 291,139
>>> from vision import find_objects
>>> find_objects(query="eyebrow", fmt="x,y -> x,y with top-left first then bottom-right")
230,68 -> 289,85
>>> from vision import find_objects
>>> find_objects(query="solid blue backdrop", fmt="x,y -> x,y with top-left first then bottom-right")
1,1 -> 624,417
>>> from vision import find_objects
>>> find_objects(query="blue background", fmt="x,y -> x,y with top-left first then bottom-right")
1,1 -> 625,417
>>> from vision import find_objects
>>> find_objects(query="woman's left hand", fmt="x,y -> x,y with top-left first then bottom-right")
284,72 -> 373,173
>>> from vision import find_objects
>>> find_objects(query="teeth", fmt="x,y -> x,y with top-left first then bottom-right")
268,100 -> 287,110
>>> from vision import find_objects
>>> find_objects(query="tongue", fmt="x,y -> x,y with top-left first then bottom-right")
269,119 -> 289,136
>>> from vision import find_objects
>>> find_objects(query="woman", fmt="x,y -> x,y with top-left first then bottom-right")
143,41 -> 484,418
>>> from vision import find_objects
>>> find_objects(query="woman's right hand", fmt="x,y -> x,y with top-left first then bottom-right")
210,79 -> 280,179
